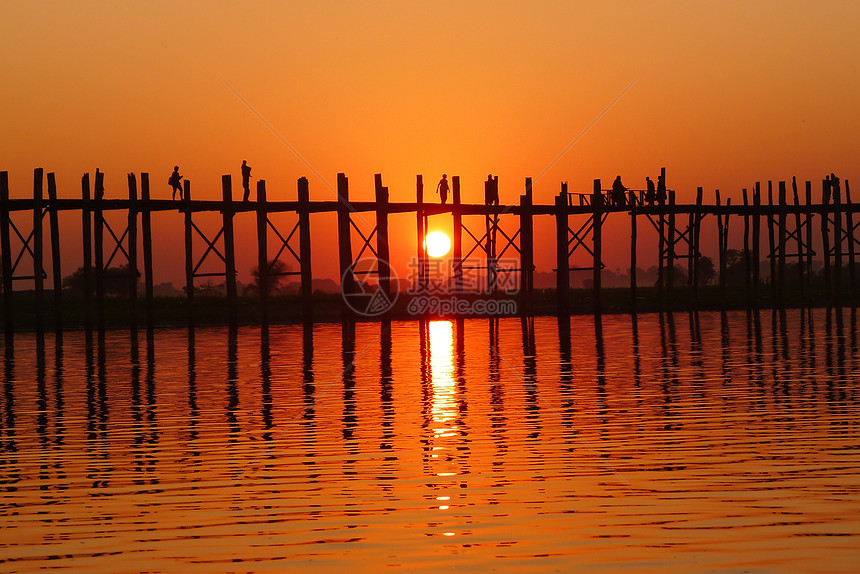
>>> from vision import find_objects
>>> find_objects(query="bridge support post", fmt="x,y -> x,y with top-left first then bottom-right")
375,174 -> 391,304
752,182 -> 761,306
630,184 -> 637,312
555,186 -> 569,316
127,173 -> 138,334
337,173 -> 354,318
519,178 -> 534,315
221,175 -> 237,329
592,178 -> 602,314
1,172 -> 13,342
298,177 -> 313,323
256,179 -> 269,324
452,176 -> 462,292
48,173 -> 62,340
183,179 -> 194,328
778,181 -> 788,305
33,169 -> 45,334
93,169 -> 105,339
141,174 -> 154,333
415,175 -> 426,295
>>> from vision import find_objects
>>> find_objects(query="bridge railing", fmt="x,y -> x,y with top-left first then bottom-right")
568,189 -> 671,207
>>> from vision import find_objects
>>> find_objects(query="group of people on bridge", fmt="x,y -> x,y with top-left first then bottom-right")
435,172 -> 667,208
435,173 -> 500,206
166,167 -> 664,208
610,173 -> 667,207
169,161 -> 254,201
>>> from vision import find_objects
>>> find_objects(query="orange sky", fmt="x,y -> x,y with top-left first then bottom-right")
3,1 -> 860,284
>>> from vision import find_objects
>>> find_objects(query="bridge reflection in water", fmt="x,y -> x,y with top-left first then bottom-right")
1,310 -> 860,571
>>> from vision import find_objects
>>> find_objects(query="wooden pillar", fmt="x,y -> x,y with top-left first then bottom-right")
742,188 -> 750,305
555,187 -> 569,315
0,172 -> 13,341
336,173 -> 355,314
32,168 -> 45,333
452,176 -> 462,291
688,187 -> 702,306
375,174 -> 391,301
716,190 -> 726,299
81,174 -> 93,334
752,182 -> 761,305
485,207 -> 493,295
47,173 -> 62,337
687,194 -> 696,300
416,175 -> 426,294
658,191 -> 665,301
846,180 -> 856,300
778,181 -> 787,306
256,179 -> 269,323
520,177 -> 534,315
657,167 -> 667,305
127,173 -> 138,333
485,175 -> 499,295
491,176 -> 499,292
667,189 -> 676,297
832,175 -> 842,306
805,181 -> 814,302
298,177 -> 313,322
791,177 -> 805,303
183,179 -> 194,328
821,177 -> 832,301
140,173 -> 154,333
767,181 -> 777,304
630,181 -> 637,312
592,178 -> 602,313
93,169 -> 105,335
221,175 -> 237,329
695,187 -> 703,298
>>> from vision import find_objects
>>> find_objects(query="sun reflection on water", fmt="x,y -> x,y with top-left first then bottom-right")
429,320 -> 457,439
427,320 -> 462,536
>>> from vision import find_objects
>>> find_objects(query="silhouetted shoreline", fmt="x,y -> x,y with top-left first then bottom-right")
1,285 -> 854,331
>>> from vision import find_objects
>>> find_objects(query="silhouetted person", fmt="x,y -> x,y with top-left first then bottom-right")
484,174 -> 499,206
656,173 -> 667,205
169,166 -> 183,200
241,160 -> 252,201
645,176 -> 655,205
611,175 -> 627,207
436,174 -> 449,205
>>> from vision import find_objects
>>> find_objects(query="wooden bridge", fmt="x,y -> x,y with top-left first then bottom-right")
1,167 -> 858,342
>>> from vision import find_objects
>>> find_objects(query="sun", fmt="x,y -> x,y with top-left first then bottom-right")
424,231 -> 451,258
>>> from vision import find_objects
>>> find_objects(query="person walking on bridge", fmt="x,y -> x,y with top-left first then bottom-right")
436,174 -> 449,205
611,175 -> 627,207
645,176 -> 656,205
241,160 -> 252,201
169,166 -> 183,200
485,174 -> 499,206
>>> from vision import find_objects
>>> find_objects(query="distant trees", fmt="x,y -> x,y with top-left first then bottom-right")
724,249 -> 748,286
188,281 -> 223,297
696,255 -> 715,286
648,255 -> 715,287
244,260 -> 292,296
653,265 -> 688,286
62,264 -> 138,296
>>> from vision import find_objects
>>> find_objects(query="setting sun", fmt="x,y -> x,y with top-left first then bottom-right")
424,231 -> 451,258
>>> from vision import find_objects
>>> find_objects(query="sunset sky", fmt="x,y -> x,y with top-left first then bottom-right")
3,1 -> 860,284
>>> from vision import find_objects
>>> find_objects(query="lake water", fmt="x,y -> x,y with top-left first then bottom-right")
2,309 -> 860,572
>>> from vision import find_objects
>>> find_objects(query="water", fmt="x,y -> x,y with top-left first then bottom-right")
2,309 -> 860,572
